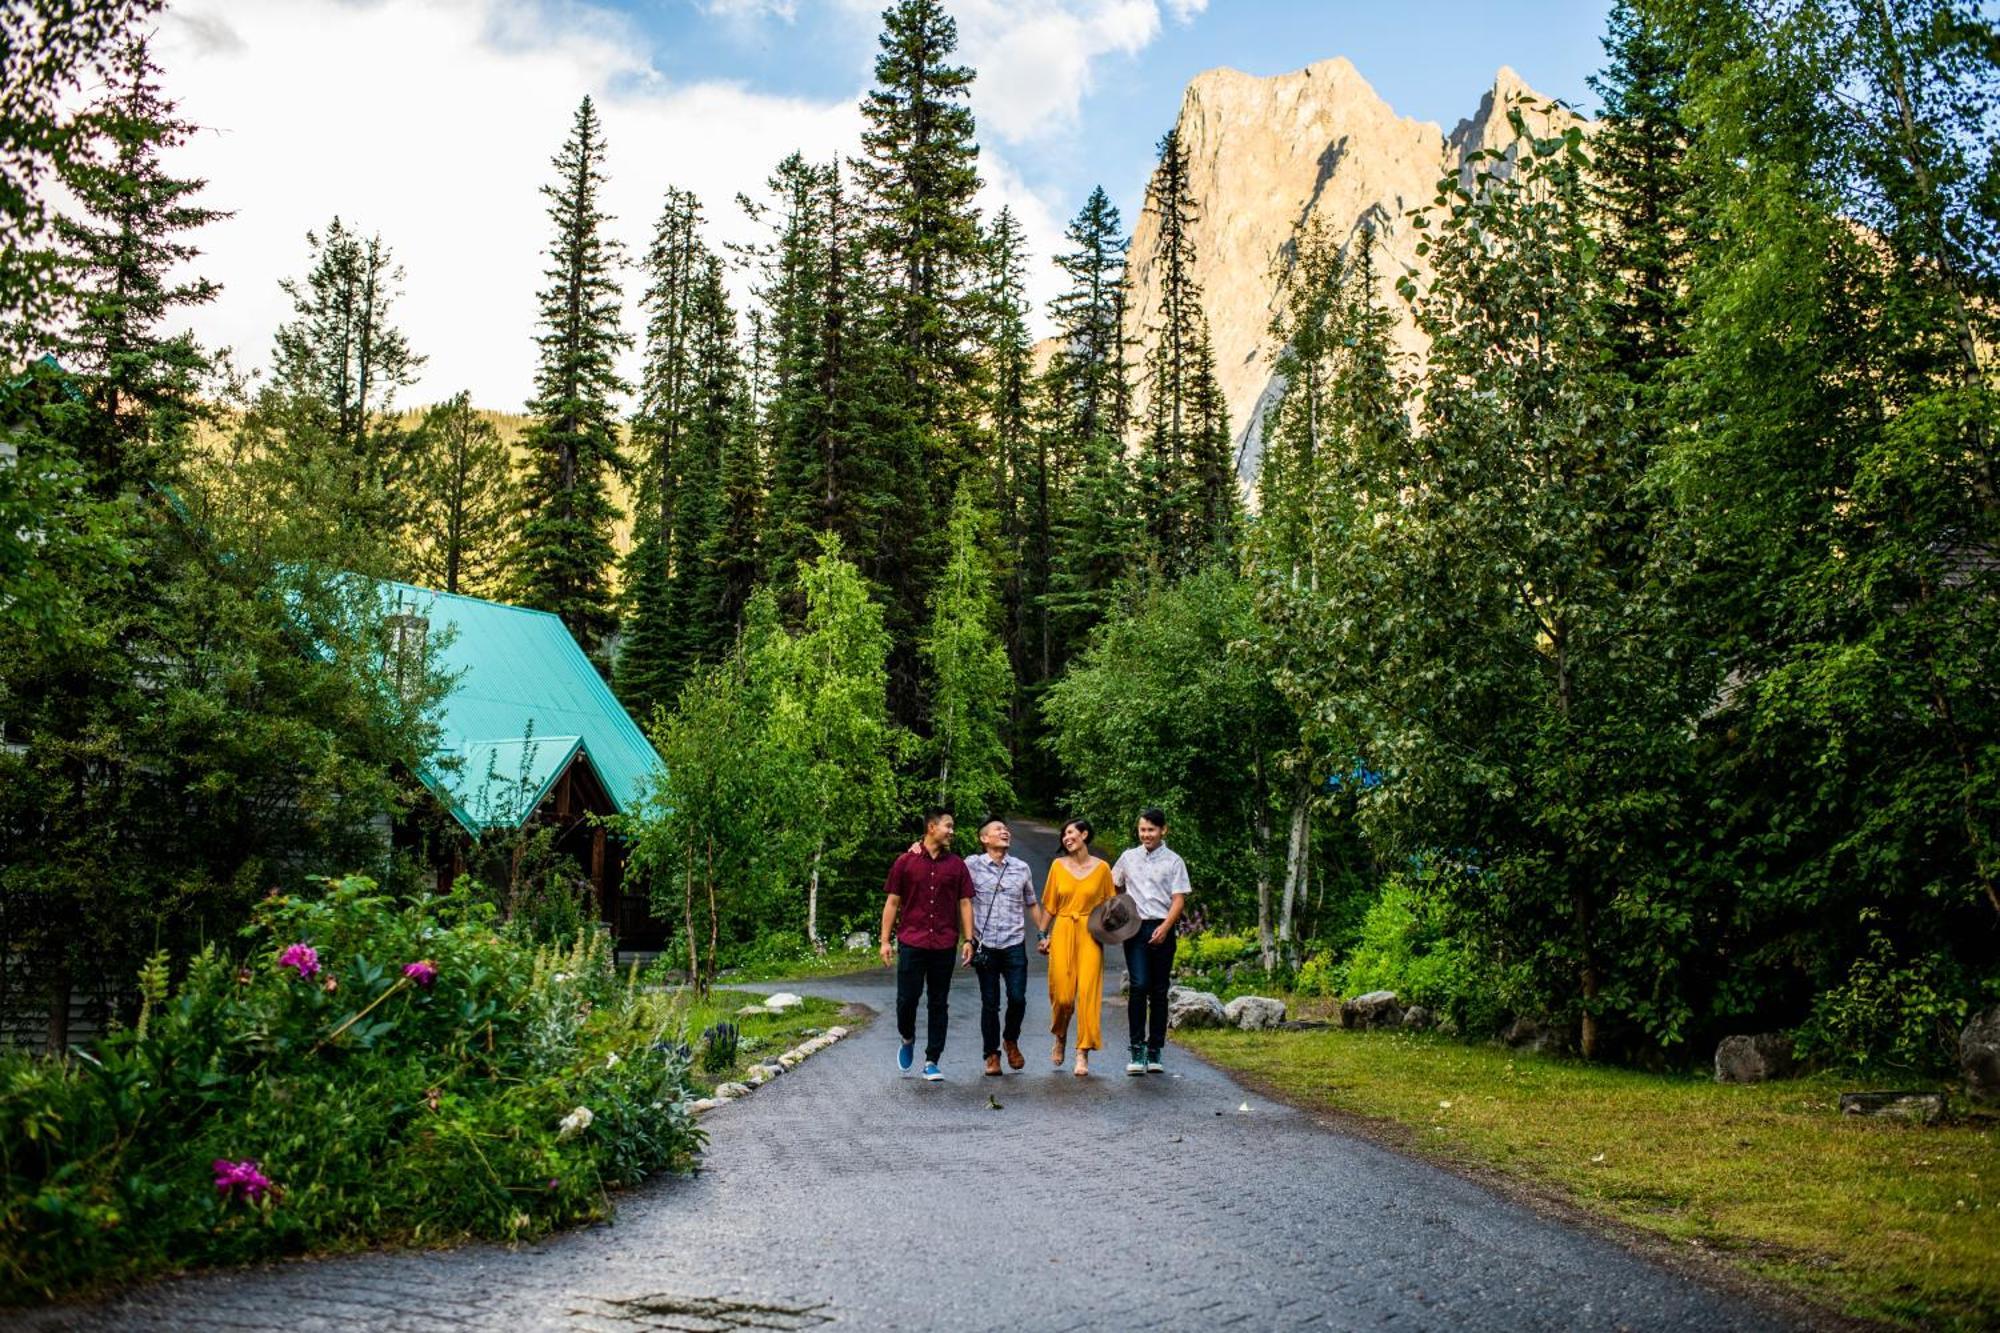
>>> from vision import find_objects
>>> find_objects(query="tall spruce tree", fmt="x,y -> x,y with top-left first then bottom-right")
516,95 -> 631,656
1034,186 -> 1134,682
406,392 -> 516,597
51,37 -> 225,495
980,207 -> 1033,693
619,187 -> 709,718
851,0 -> 987,711
1138,127 -> 1233,575
241,217 -> 422,568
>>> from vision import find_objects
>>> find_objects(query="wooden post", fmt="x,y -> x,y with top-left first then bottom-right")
591,827 -> 609,930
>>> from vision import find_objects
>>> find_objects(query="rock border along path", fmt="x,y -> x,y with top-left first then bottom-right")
15,822 -> 1792,1332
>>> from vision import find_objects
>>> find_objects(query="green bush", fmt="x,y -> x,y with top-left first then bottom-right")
0,875 -> 704,1305
1343,874 -> 1505,1033
1293,950 -> 1342,997
1795,917 -> 1968,1074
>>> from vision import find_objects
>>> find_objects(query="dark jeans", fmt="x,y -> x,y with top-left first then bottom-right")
896,942 -> 956,1061
1124,921 -> 1177,1054
973,942 -> 1029,1056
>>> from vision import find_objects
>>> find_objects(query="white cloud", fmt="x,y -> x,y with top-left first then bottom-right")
1163,0 -> 1206,23
698,0 -> 800,22
148,0 -> 1143,409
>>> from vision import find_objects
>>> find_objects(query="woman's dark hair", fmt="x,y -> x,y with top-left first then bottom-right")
1062,817 -> 1094,843
1138,806 -> 1168,829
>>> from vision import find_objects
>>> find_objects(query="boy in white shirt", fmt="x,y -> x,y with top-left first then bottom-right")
1109,806 -> 1190,1074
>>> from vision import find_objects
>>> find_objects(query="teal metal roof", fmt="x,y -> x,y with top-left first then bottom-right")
383,582 -> 661,835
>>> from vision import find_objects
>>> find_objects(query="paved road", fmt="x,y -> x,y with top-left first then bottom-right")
14,821 -> 1786,1331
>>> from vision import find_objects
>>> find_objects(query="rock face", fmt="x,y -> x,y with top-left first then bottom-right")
1122,60 -> 1582,493
1223,995 -> 1288,1031
1340,990 -> 1403,1030
1166,985 -> 1227,1030
1961,1006 -> 2000,1104
1501,1016 -> 1561,1054
1401,1005 -> 1434,1032
1713,1033 -> 1801,1084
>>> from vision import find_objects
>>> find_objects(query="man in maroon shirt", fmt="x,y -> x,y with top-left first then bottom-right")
878,807 -> 976,1081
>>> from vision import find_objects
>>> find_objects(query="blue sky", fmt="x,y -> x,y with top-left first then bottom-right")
156,0 -> 1619,407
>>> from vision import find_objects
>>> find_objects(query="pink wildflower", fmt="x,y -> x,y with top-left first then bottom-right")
403,959 -> 439,989
212,1158 -> 276,1204
277,943 -> 319,979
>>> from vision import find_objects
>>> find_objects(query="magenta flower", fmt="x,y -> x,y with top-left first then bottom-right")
277,943 -> 319,979
403,959 -> 439,990
212,1158 -> 276,1204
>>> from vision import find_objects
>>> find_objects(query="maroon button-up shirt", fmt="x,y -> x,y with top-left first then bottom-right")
884,848 -> 975,950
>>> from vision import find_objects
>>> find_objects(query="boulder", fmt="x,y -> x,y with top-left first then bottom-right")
1713,1033 -> 1801,1084
714,1082 -> 752,1100
1960,1006 -> 2000,1105
1501,1016 -> 1561,1054
843,931 -> 871,952
762,992 -> 804,1012
1401,1005 -> 1435,1032
1166,986 -> 1227,1031
1340,990 -> 1404,1031
1840,1091 -> 1947,1126
1223,995 -> 1288,1031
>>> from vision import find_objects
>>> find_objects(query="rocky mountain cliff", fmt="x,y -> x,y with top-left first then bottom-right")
1121,59 -> 1580,487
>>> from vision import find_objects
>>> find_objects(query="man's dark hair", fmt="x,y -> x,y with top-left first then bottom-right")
1138,806 -> 1168,829
977,815 -> 1007,835
923,806 -> 954,828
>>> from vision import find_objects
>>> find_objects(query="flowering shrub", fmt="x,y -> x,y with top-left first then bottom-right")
0,876 -> 702,1303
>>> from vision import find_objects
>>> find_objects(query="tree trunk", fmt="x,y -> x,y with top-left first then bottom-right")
807,843 -> 824,954
683,856 -> 698,989
1252,754 -> 1275,971
705,835 -> 719,997
1277,777 -> 1311,957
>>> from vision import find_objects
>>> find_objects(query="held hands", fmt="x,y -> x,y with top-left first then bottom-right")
1036,935 -> 1051,956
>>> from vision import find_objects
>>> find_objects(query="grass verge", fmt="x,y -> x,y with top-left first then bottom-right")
719,948 -> 881,985
1179,1024 -> 1998,1330
665,989 -> 856,1095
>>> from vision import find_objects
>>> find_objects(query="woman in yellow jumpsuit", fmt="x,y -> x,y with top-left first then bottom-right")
1039,817 -> 1113,1077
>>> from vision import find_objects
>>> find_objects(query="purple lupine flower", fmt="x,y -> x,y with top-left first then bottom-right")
212,1158 -> 276,1204
402,959 -> 438,990
277,943 -> 319,979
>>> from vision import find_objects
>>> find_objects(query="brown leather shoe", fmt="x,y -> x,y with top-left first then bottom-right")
1003,1040 -> 1024,1070
984,1053 -> 1002,1077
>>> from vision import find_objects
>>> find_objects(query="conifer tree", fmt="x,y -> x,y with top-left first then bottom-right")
406,392 -> 516,598
852,0 -> 986,706
619,186 -> 709,717
243,217 -> 422,566
52,36 -> 225,494
980,207 -> 1033,686
1037,186 -> 1140,674
516,95 -> 630,656
1138,127 -> 1232,574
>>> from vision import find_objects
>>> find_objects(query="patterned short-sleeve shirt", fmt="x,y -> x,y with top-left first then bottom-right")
965,853 -> 1036,949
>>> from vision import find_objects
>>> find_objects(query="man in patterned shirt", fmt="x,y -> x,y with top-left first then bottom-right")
965,818 -> 1048,1076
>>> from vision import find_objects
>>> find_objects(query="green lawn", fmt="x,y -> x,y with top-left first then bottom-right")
649,988 -> 853,1094
1180,1024 -> 1999,1330
720,947 -> 881,985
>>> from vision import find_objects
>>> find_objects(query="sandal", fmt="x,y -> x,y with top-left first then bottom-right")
1073,1055 -> 1090,1078
1051,1038 -> 1065,1068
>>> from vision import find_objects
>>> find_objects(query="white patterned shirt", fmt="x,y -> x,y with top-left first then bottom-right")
1111,843 -> 1192,921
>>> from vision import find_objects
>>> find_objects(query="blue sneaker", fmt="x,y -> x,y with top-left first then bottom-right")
897,1040 -> 914,1074
921,1062 -> 944,1082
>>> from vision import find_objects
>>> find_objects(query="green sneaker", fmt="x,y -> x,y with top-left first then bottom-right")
1146,1049 -> 1165,1074
1125,1044 -> 1146,1076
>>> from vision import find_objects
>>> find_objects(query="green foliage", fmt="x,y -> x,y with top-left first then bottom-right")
1794,915 -> 1970,1074
1341,874 -> 1507,1036
920,480 -> 1015,820
0,876 -> 702,1303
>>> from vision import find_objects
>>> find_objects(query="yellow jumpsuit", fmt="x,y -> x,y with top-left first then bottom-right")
1043,858 -> 1113,1052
